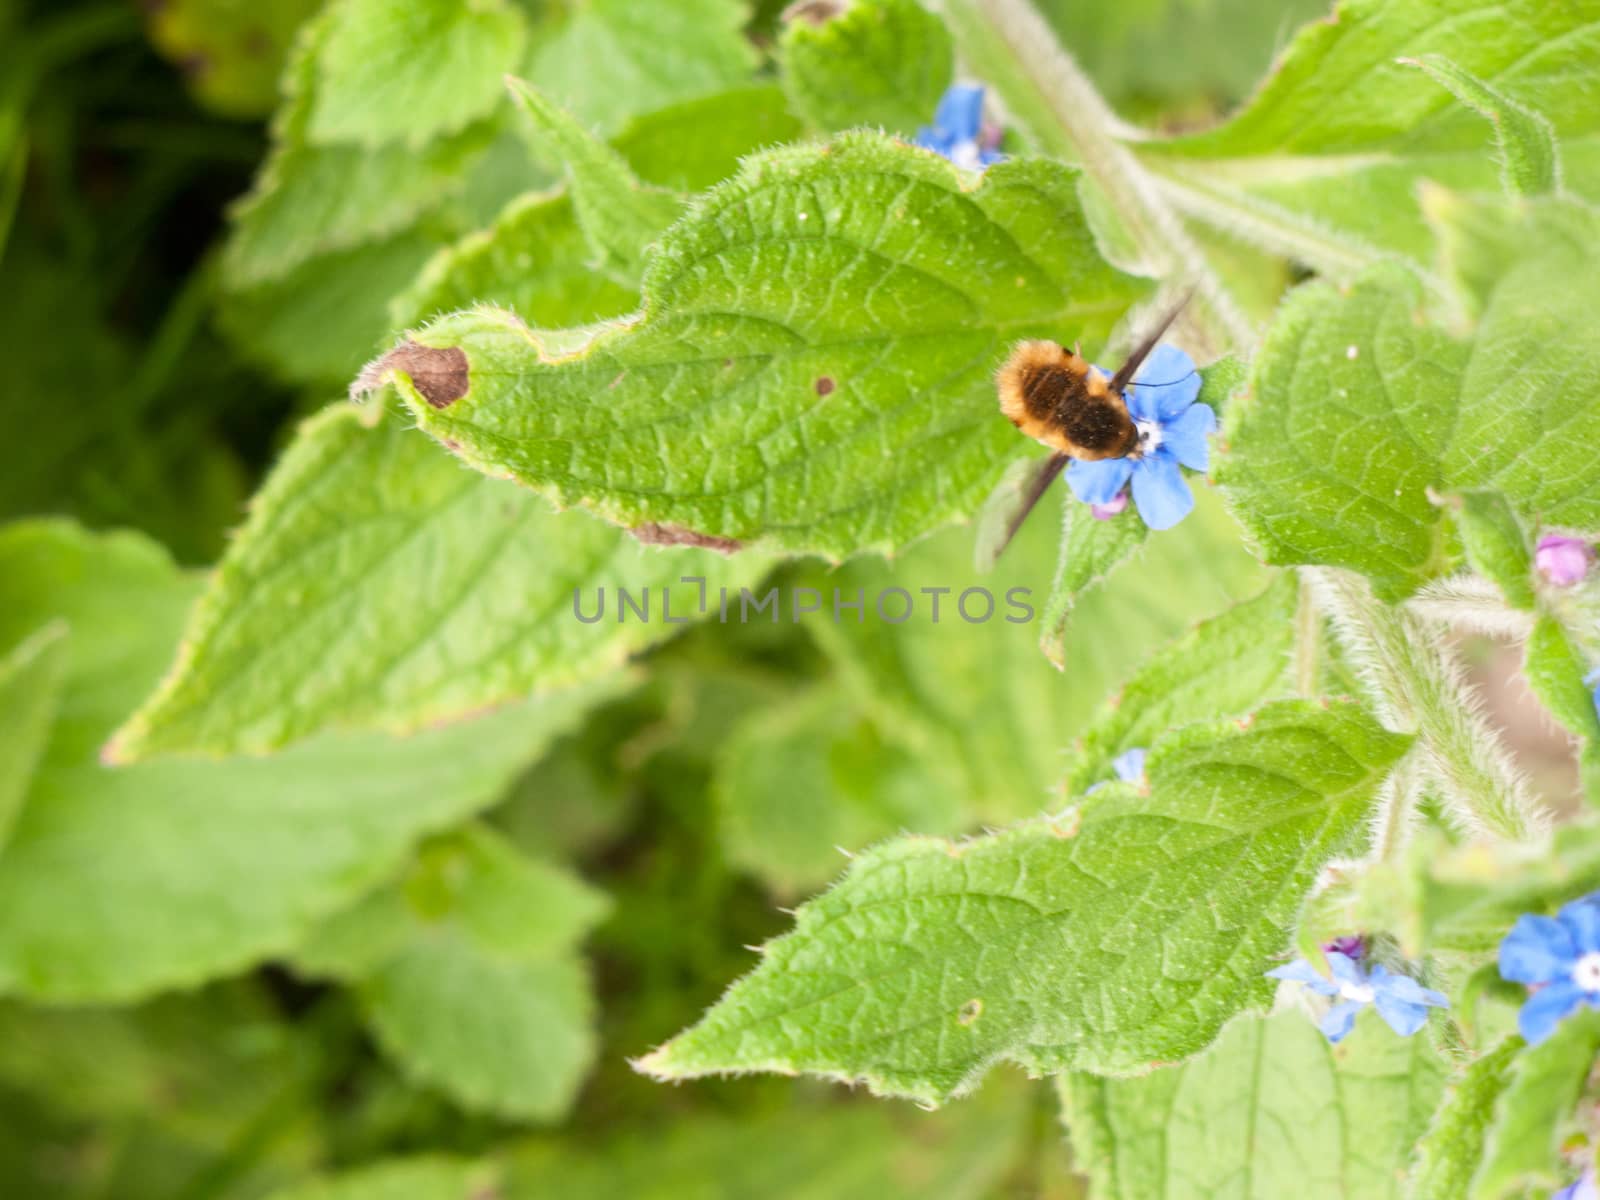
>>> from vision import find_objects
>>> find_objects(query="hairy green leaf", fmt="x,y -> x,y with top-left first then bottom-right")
1065,572 -> 1299,794
777,0 -> 953,134
1061,1008 -> 1448,1199
507,78 -> 683,280
610,84 -> 808,193
308,0 -> 526,148
1401,54 -> 1562,198
382,135 -> 1151,557
110,405 -> 762,759
0,520 -> 617,1002
1409,1038 -> 1521,1200
0,621 -> 66,853
1452,491 -> 1535,610
640,702 -> 1410,1102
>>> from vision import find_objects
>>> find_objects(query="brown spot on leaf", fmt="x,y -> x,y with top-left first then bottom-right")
959,999 -> 983,1025
814,376 -> 835,396
631,523 -> 743,554
350,341 -> 470,409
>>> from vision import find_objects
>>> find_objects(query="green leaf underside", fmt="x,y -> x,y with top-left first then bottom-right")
0,622 -> 68,853
1139,0 -> 1600,267
292,826 -> 607,1119
640,702 -> 1410,1103
0,521 -> 619,1002
387,134 -> 1153,558
1061,1008 -> 1448,1200
777,0 -> 954,135
307,0 -> 526,149
1473,1011 -> 1600,1198
1221,198 -> 1600,600
1524,616 -> 1600,745
1065,573 -> 1299,795
110,405 -> 762,760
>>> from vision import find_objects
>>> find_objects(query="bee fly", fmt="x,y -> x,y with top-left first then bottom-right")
986,295 -> 1193,561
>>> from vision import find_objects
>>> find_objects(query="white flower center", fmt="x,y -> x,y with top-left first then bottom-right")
1337,980 -> 1375,1004
948,139 -> 984,171
1572,952 -> 1600,992
1134,418 -> 1163,458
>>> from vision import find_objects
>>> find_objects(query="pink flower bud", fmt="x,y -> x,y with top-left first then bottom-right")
1090,491 -> 1129,520
1536,535 -> 1595,587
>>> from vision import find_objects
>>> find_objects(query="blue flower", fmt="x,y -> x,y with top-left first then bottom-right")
1498,893 -> 1600,1044
1556,1170 -> 1600,1200
1586,666 -> 1600,725
1267,951 -> 1448,1043
1066,344 -> 1216,531
914,84 -> 1004,171
1087,747 -> 1147,794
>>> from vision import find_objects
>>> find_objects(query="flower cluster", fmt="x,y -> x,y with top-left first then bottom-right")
1267,950 -> 1447,1043
914,84 -> 1004,172
1067,344 -> 1215,531
1499,892 -> 1600,1044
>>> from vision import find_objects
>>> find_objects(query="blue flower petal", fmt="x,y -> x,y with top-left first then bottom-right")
913,127 -> 954,155
1559,895 -> 1600,954
1067,456 -> 1133,506
1266,959 -> 1340,996
1327,951 -> 1365,988
1111,747 -> 1147,782
1319,1001 -> 1363,1043
932,84 -> 985,142
1161,402 -> 1216,472
1500,913 -> 1577,984
1518,978 -> 1586,1044
1131,343 -> 1200,420
1129,453 -> 1194,530
1374,971 -> 1448,1010
1373,990 -> 1433,1037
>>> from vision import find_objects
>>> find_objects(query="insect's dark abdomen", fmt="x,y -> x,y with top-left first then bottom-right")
1018,363 -> 1075,423
1063,399 -> 1134,456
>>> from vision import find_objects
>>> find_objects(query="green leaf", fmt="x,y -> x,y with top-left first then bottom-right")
221,8 -> 493,288
504,1076 -> 1032,1197
507,78 -> 684,281
1140,0 -> 1600,274
1217,265 -> 1463,600
1452,491 -> 1535,610
802,489 -> 1265,829
1064,572 -> 1299,794
1061,1008 -> 1449,1200
1400,54 -> 1562,198
389,192 -> 638,332
1474,1012 -> 1600,1198
145,0 -> 323,119
639,701 -> 1411,1102
109,404 -> 763,759
1409,1037 -> 1521,1200
262,1159 -> 498,1200
307,0 -> 526,148
526,0 -> 758,135
610,84 -> 807,193
383,135 -> 1151,557
0,621 -> 66,853
1524,616 -> 1600,744
777,0 -> 953,134
714,684 -> 965,895
0,520 -> 618,1002
295,825 -> 608,1121
221,229 -> 442,385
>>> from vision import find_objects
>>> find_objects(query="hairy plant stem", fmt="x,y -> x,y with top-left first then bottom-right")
933,0 -> 1257,356
1306,566 -> 1544,844
1294,574 -> 1321,696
